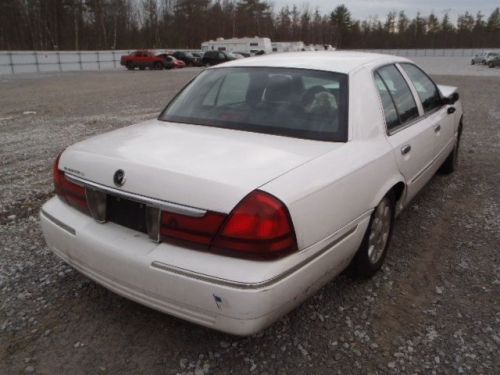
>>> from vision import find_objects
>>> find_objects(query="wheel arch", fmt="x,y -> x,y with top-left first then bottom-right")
370,177 -> 407,215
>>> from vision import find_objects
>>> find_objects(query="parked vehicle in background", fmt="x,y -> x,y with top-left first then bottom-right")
120,50 -> 167,70
487,53 -> 500,68
201,51 -> 237,66
155,54 -> 186,69
234,51 -> 251,57
471,51 -> 497,65
41,52 -> 463,336
172,51 -> 201,66
231,53 -> 245,59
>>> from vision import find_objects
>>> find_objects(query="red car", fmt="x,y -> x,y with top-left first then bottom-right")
156,54 -> 186,69
120,50 -> 170,70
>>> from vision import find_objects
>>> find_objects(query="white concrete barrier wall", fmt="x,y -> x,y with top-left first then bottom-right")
1,48 -> 499,75
0,49 -> 199,75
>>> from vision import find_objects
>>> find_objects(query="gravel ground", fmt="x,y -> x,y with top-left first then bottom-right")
0,69 -> 499,375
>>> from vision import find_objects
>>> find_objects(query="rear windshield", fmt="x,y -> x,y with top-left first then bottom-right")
159,67 -> 348,141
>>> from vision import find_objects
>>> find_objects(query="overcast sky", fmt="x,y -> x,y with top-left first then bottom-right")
269,0 -> 499,22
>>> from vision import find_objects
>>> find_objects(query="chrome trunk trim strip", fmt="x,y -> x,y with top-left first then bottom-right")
65,174 -> 207,218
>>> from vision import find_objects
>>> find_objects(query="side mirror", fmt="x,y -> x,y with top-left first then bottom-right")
443,92 -> 459,105
450,92 -> 459,104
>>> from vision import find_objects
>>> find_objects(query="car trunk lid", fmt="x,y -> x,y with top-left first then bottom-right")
59,119 -> 342,213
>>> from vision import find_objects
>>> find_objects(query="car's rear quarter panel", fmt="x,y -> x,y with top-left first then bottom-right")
261,140 -> 400,252
262,66 -> 405,252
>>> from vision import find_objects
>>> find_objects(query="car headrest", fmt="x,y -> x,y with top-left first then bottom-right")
263,75 -> 293,103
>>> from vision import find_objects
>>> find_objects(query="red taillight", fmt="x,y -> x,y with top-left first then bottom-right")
160,210 -> 226,247
159,190 -> 297,258
211,190 -> 297,257
53,152 -> 89,214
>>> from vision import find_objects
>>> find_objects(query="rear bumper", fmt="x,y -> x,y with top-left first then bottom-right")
40,196 -> 368,335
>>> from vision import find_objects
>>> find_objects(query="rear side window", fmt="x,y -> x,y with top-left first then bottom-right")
376,65 -> 419,129
374,73 -> 400,129
400,63 -> 442,113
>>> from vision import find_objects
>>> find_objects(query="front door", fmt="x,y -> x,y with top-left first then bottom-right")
398,63 -> 456,167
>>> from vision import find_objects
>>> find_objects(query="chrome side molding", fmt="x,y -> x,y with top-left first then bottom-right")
41,209 -> 76,235
151,224 -> 358,290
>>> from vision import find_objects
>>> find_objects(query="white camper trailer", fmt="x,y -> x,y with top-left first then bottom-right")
303,44 -> 335,51
271,41 -> 305,53
201,37 -> 272,55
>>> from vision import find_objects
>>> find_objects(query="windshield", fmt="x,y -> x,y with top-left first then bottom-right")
159,67 -> 348,141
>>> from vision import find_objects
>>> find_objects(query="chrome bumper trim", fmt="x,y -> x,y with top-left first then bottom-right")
65,174 -> 207,218
40,209 -> 76,235
151,224 -> 358,290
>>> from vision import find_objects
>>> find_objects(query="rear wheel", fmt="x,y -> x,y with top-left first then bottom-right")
471,60 -> 475,65
139,66 -> 145,70
349,195 -> 394,278
489,62 -> 494,68
153,62 -> 163,70
126,62 -> 134,70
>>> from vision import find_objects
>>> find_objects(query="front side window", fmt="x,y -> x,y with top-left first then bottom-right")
160,67 -> 349,141
400,63 -> 442,113
376,65 -> 419,127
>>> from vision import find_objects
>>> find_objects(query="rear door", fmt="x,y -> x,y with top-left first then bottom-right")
374,64 -> 437,203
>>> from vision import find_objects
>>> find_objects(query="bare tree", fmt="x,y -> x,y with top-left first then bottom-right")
0,2 -> 499,50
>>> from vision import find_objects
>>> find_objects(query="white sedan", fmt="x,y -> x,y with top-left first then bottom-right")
40,52 -> 463,335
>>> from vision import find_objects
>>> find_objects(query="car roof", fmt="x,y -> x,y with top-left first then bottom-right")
214,51 -> 411,74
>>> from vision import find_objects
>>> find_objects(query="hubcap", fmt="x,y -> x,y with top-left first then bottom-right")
367,199 -> 391,264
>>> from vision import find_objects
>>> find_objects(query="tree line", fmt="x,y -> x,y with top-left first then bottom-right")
0,0 -> 499,51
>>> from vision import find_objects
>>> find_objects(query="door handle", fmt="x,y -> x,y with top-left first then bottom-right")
434,124 -> 441,133
401,144 -> 411,155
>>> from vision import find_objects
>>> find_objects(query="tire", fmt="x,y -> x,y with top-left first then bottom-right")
439,127 -> 461,174
126,62 -> 134,70
488,62 -> 494,68
471,60 -> 475,65
139,66 -> 145,71
153,62 -> 163,70
349,194 -> 395,278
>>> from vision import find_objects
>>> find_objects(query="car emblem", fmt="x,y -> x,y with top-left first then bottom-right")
113,169 -> 126,187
